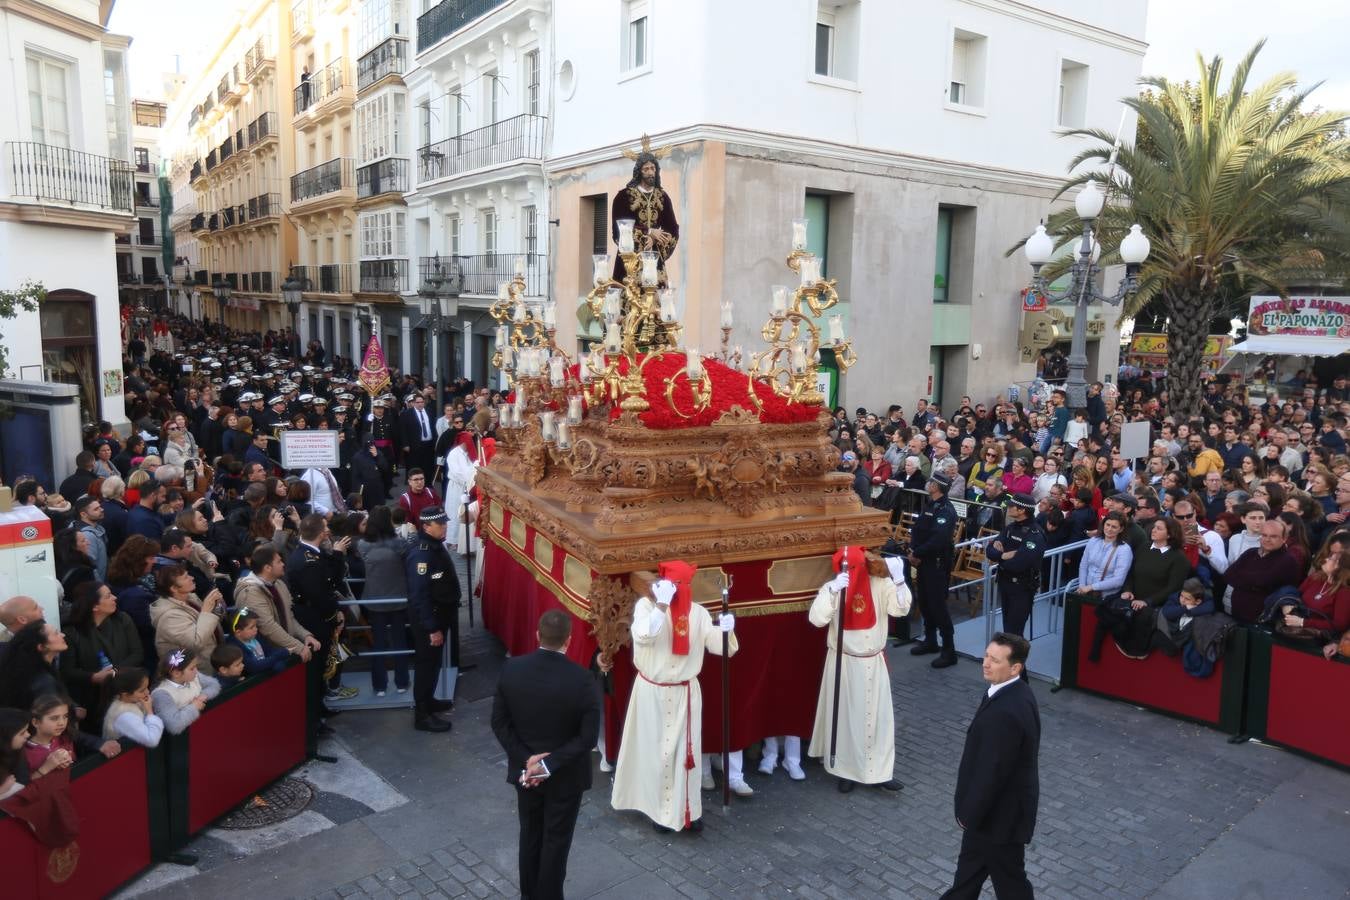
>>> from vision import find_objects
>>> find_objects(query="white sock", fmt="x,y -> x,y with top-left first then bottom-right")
761,736 -> 780,765
783,736 -> 802,767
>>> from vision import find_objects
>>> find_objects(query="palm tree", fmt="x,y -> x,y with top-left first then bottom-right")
1027,41 -> 1350,419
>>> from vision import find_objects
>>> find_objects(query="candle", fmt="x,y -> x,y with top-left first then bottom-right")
592,254 -> 609,286
514,255 -> 526,278
640,251 -> 659,287
499,282 -> 511,301
549,355 -> 565,387
720,299 -> 734,329
568,394 -> 583,423
603,288 -> 623,323
792,217 -> 808,251
686,347 -> 702,381
616,219 -> 635,254
659,288 -> 676,323
556,420 -> 571,448
540,411 -> 556,442
799,256 -> 821,287
543,301 -> 557,327
496,324 -> 507,346
500,345 -> 514,370
791,343 -> 807,374
578,352 -> 591,382
771,285 -> 788,315
513,301 -> 526,322
828,314 -> 843,344
605,322 -> 622,353
514,384 -> 526,412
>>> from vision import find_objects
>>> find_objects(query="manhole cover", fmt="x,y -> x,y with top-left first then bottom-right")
216,777 -> 315,830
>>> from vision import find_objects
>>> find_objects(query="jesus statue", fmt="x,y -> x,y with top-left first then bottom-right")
611,149 -> 679,284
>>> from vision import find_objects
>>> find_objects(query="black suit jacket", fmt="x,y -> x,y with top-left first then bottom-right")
399,409 -> 435,453
954,677 -> 1041,844
491,649 -> 602,796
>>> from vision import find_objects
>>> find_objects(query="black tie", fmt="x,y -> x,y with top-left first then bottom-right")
977,692 -> 994,715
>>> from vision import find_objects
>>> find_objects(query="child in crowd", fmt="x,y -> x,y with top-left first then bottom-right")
102,667 -> 165,748
1159,578 -> 1220,676
224,608 -> 290,676
210,644 -> 247,688
24,694 -> 120,776
151,649 -> 222,734
1064,409 -> 1090,449
391,505 -> 417,542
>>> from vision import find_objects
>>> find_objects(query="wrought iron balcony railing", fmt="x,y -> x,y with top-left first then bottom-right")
417,0 -> 507,54
417,252 -> 544,297
293,57 -> 346,116
416,114 -> 545,183
3,142 -> 135,213
293,263 -> 353,294
356,157 -> 409,197
359,258 -> 410,293
358,37 -> 407,90
290,158 -> 354,203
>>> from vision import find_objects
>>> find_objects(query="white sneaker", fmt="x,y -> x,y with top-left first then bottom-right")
784,760 -> 806,781
729,779 -> 754,797
757,756 -> 777,776
374,690 -> 386,698
396,687 -> 408,694
599,758 -> 613,773
701,770 -> 715,791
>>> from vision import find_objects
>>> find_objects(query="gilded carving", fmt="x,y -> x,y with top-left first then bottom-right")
587,574 -> 635,666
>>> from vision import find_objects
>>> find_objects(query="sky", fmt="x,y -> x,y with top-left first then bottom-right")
108,0 -> 1350,115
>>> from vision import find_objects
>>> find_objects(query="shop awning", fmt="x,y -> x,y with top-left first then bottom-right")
1227,335 -> 1349,357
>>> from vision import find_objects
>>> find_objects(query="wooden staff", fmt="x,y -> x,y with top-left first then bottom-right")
828,547 -> 848,769
720,577 -> 731,812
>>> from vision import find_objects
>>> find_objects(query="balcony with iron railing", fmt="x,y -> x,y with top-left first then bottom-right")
190,212 -> 207,231
417,252 -> 544,297
190,160 -> 203,182
132,233 -> 162,247
205,148 -> 219,171
291,0 -> 313,42
247,192 -> 282,222
207,212 -> 220,231
359,258 -> 410,293
220,206 -> 238,228
239,271 -> 277,293
417,0 -> 507,54
189,106 -> 201,130
416,114 -> 546,184
218,136 -> 234,164
293,57 -> 349,119
290,158 -> 354,205
293,263 -> 354,295
2,142 -> 135,214
356,157 -> 409,198
247,112 -> 279,148
203,93 -> 215,117
135,192 -> 159,209
357,37 -> 407,91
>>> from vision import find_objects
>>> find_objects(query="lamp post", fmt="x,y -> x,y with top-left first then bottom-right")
211,276 -> 231,330
1024,179 -> 1150,408
281,270 -> 304,360
419,263 -> 448,407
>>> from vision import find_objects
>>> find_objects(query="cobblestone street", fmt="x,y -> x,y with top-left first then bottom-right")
129,607 -> 1350,900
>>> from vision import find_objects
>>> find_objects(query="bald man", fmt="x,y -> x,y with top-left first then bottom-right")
0,596 -> 43,662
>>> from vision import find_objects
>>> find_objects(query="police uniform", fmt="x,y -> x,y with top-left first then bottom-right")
909,473 -> 959,667
287,539 -> 349,743
987,493 -> 1046,638
405,506 -> 461,732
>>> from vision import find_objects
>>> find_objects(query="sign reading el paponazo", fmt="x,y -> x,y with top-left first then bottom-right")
1247,295 -> 1350,339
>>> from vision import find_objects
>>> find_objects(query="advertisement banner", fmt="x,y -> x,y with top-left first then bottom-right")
1247,296 -> 1350,339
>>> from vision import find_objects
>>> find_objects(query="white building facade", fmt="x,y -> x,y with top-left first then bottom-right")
118,99 -> 169,305
0,0 -> 135,429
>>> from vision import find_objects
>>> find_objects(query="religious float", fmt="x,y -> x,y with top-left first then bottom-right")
476,140 -> 890,755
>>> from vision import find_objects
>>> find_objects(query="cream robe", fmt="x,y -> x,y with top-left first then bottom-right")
807,574 -> 911,784
611,597 -> 738,830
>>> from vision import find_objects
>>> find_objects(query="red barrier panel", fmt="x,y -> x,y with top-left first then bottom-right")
1266,643 -> 1350,769
184,663 -> 307,833
0,747 -> 154,900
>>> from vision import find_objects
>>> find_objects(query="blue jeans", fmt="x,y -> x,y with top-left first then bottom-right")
367,608 -> 411,692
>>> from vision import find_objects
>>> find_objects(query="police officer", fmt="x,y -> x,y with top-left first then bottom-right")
405,506 -> 460,733
987,493 -> 1046,638
288,514 -> 355,751
908,472 -> 959,668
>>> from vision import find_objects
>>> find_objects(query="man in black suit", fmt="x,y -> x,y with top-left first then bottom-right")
491,610 -> 601,900
399,393 -> 438,477
942,631 -> 1041,900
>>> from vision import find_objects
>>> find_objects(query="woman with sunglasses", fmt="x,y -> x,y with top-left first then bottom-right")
967,445 -> 1004,501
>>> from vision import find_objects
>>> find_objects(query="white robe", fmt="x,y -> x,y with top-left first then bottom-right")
611,597 -> 738,830
807,574 -> 911,784
443,446 -> 481,556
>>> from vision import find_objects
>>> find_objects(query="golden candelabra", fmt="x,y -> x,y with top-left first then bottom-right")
749,243 -> 857,405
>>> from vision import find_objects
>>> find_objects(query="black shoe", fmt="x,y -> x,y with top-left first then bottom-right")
322,706 -> 342,718
685,818 -> 704,833
877,779 -> 904,791
931,653 -> 958,669
652,822 -> 675,834
316,723 -> 336,737
910,642 -> 938,657
837,778 -> 855,793
428,698 -> 454,713
414,715 -> 452,733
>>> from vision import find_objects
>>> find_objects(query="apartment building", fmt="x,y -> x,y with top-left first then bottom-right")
0,0 -> 136,431
117,99 -> 169,304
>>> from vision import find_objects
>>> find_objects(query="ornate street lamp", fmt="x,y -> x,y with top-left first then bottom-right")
211,276 -> 232,329
281,270 -> 304,359
1024,179 -> 1150,407
419,261 -> 448,407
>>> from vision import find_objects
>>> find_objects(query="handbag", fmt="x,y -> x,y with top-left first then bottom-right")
1339,632 -> 1350,657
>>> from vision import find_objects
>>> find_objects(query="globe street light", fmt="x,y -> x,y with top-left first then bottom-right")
281,270 -> 304,360
419,261 -> 448,407
1024,179 -> 1150,407
211,276 -> 232,329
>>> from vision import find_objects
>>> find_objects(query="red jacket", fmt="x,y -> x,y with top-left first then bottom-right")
1298,574 -> 1350,635
398,487 -> 442,523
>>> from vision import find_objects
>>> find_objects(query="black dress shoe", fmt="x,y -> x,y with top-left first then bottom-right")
877,779 -> 904,791
910,642 -> 938,657
931,653 -> 958,669
836,778 -> 855,793
685,818 -> 704,833
316,723 -> 336,737
414,715 -> 452,733
428,698 -> 454,713
652,822 -> 675,834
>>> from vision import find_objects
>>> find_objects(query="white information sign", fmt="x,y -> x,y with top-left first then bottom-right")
280,430 -> 340,470
1118,420 -> 1151,461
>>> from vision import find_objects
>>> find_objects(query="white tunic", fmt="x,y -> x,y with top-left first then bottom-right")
807,574 -> 911,784
611,597 -> 738,830
443,445 -> 481,555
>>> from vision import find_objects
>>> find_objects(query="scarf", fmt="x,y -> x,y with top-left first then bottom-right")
658,560 -> 697,656
832,545 -> 877,631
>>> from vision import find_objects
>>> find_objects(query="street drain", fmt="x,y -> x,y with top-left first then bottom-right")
216,777 -> 315,829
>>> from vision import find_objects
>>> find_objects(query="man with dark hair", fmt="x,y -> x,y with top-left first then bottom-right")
288,514 -> 356,711
909,473 -> 960,668
60,451 -> 97,501
942,632 -> 1040,900
405,506 -> 460,733
491,609 -> 601,900
74,496 -> 108,582
127,482 -> 166,540
987,495 -> 1046,638
611,150 -> 679,283
234,544 -> 320,663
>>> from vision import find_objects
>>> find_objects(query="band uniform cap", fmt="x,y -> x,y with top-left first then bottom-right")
371,399 -> 386,408
227,377 -> 243,387
313,395 -> 329,405
419,505 -> 449,524
302,365 -> 315,373
333,405 -> 349,414
928,472 -> 953,491
1110,491 -> 1138,509
1010,492 -> 1037,510
841,451 -> 857,462
268,395 -> 285,405
299,393 -> 314,403
405,393 -> 418,404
